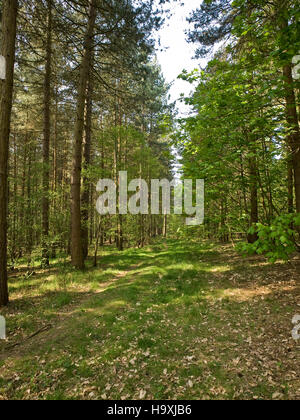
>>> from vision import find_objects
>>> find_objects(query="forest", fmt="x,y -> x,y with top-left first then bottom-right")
0,0 -> 299,402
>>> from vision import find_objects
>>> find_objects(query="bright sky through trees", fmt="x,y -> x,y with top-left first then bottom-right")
156,0 -> 207,116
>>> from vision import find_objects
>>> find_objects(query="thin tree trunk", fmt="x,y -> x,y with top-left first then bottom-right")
81,64 -> 93,260
0,0 -> 18,307
42,0 -> 52,266
93,220 -> 101,267
220,197 -> 228,242
52,85 -> 58,193
163,214 -> 167,238
288,158 -> 294,214
26,141 -> 33,254
248,153 -> 259,243
12,133 -> 17,261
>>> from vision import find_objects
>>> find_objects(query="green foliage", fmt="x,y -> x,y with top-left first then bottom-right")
238,214 -> 300,262
179,0 -> 300,245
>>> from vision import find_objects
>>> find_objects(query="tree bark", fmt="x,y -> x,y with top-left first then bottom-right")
283,63 -> 300,213
71,0 -> 96,269
248,153 -> 259,243
163,214 -> 167,238
81,66 -> 93,260
288,158 -> 294,214
42,0 -> 52,266
0,0 -> 18,307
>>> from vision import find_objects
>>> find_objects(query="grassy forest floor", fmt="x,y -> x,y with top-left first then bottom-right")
0,239 -> 299,400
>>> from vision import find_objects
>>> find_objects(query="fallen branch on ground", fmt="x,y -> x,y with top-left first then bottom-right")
3,324 -> 52,351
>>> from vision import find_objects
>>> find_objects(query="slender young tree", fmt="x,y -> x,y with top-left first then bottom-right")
42,0 -> 52,266
248,152 -> 259,243
81,64 -> 94,260
0,0 -> 18,307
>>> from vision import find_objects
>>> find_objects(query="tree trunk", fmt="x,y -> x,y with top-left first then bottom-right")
288,158 -> 294,214
283,63 -> 300,213
42,0 -> 52,266
71,0 -> 96,269
163,214 -> 167,238
81,65 -> 93,260
220,197 -> 228,243
0,0 -> 18,307
248,153 -> 259,243
12,133 -> 17,261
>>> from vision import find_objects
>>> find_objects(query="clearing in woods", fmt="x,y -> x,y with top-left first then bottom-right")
0,240 -> 299,400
